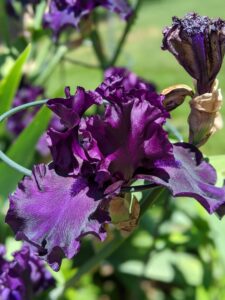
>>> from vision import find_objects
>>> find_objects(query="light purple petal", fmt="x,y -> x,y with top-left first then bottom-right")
6,164 -> 109,270
137,143 -> 225,214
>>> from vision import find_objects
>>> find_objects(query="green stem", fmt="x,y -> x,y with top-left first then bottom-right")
64,187 -> 165,290
0,150 -> 31,177
34,0 -> 46,30
109,0 -> 143,67
165,121 -> 183,142
34,46 -> 67,85
0,100 -> 48,123
63,57 -> 100,69
90,29 -> 108,70
0,99 -> 48,176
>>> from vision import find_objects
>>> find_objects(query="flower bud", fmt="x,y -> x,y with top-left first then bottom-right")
162,13 -> 225,94
161,84 -> 193,111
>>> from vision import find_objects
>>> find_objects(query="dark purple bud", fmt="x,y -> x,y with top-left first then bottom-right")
162,13 -> 225,94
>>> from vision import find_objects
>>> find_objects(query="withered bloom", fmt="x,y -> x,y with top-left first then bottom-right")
162,13 -> 225,95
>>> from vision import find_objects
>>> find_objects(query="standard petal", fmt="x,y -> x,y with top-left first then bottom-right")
137,143 -> 225,214
80,93 -> 173,183
47,87 -> 102,128
6,164 -> 109,271
104,67 -> 156,92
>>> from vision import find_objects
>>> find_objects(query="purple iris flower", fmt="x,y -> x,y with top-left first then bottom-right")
44,0 -> 133,38
0,244 -> 55,300
6,74 -> 225,271
162,13 -> 225,94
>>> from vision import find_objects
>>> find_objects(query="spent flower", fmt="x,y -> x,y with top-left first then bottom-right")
162,13 -> 225,95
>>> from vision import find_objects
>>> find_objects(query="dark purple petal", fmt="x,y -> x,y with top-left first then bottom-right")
162,13 -> 225,94
137,143 -> 225,214
47,87 -> 102,174
79,88 -> 172,184
47,87 -> 102,128
6,164 -> 109,271
104,67 -> 156,92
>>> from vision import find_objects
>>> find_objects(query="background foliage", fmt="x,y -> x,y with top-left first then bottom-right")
1,0 -> 225,299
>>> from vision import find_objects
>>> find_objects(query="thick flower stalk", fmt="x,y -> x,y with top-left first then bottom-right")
44,0 -> 133,39
162,13 -> 225,146
5,73 -> 225,271
0,244 -> 55,299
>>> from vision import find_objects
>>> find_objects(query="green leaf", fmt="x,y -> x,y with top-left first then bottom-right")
0,44 -> 31,130
0,106 -> 51,198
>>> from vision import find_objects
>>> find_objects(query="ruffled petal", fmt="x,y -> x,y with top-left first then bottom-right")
80,92 -> 173,183
47,87 -> 101,174
137,143 -> 225,214
6,164 -> 109,271
104,67 -> 156,92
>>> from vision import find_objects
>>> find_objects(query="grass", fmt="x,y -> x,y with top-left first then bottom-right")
45,0 -> 225,156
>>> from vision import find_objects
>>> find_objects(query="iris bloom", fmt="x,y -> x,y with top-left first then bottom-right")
162,13 -> 225,94
6,73 -> 225,271
0,245 -> 54,299
44,0 -> 133,38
